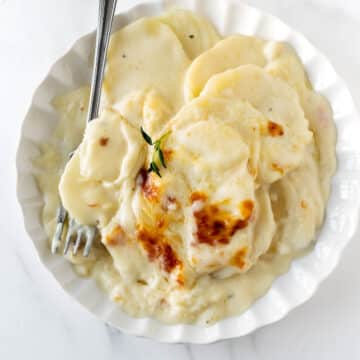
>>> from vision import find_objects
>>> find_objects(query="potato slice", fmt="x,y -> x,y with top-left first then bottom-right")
158,9 -> 221,60
103,18 -> 190,112
59,110 -> 145,226
185,35 -> 267,99
202,65 -> 313,183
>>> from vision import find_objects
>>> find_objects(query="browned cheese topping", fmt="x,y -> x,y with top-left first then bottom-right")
137,227 -> 181,273
99,137 -> 110,146
192,194 -> 254,246
267,121 -> 284,137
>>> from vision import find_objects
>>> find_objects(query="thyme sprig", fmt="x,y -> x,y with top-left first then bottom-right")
140,127 -> 170,177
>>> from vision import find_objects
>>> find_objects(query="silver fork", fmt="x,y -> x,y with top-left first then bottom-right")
51,0 -> 118,256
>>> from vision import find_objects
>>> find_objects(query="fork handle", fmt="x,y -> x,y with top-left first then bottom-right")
87,0 -> 117,122
51,0 -> 117,255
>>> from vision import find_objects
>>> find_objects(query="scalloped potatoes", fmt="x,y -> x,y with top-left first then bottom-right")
35,9 -> 336,324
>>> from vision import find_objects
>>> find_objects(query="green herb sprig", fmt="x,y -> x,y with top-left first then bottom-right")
140,127 -> 170,177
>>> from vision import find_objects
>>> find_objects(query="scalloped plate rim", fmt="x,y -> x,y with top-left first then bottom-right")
16,0 -> 360,344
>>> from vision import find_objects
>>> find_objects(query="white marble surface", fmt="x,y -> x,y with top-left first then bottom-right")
1,0 -> 360,358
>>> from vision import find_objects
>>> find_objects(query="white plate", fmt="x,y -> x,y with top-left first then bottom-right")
16,0 -> 360,343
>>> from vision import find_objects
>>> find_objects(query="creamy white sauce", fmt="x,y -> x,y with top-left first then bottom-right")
34,9 -> 336,325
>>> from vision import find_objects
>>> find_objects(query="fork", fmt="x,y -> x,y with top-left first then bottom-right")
51,0 -> 118,256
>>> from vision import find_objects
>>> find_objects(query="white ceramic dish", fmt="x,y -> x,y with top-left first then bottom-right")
16,0 -> 360,343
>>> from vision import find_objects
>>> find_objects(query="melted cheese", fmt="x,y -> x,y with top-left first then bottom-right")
34,10 -> 336,325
